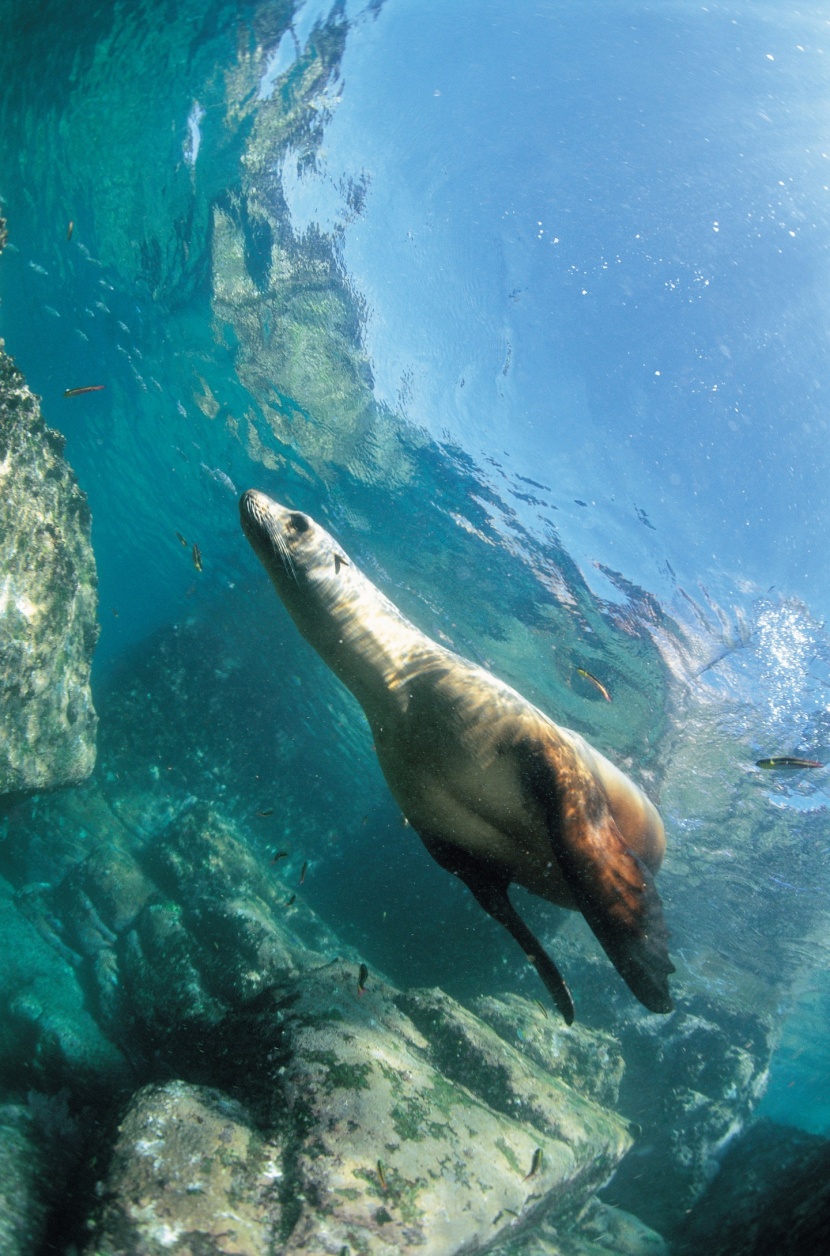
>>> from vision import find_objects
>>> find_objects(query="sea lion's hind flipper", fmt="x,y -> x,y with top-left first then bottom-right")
468,876 -> 576,1025
518,739 -> 674,1015
421,836 -> 575,1024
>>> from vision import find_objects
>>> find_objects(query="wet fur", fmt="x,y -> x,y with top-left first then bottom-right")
241,490 -> 674,1022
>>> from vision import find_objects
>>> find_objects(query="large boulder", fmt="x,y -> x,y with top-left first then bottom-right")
675,1118 -> 830,1256
0,333 -> 98,799
84,971 -> 633,1256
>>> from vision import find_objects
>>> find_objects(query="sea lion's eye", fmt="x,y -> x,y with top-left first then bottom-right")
288,512 -> 310,533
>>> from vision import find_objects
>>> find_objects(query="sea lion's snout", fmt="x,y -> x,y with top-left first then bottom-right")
239,488 -> 269,537
240,488 -> 282,555
240,490 -> 315,587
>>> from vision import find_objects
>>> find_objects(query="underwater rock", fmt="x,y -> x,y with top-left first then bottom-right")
0,341 -> 98,800
22,797 -> 631,1254
474,993 -> 626,1110
0,874 -> 130,1099
274,974 -> 631,1255
2,789 -> 637,1253
84,1080 -> 282,1255
675,1118 -> 830,1256
86,969 -> 633,1256
491,1196 -> 668,1255
117,802 -> 345,1069
595,993 -> 771,1236
0,1104 -> 50,1256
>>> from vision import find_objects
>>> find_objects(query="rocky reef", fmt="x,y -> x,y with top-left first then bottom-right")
1,785 -> 648,1255
0,226 -> 98,799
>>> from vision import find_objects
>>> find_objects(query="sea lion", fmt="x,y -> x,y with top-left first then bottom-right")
240,489 -> 674,1023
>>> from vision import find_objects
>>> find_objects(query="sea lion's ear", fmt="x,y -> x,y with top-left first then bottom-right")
519,740 -> 675,1014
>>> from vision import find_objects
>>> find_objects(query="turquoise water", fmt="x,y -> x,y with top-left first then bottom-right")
2,0 -> 830,1250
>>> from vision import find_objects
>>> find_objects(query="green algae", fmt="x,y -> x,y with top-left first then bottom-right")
495,1137 -> 522,1175
390,1096 -> 451,1144
303,1050 -> 372,1093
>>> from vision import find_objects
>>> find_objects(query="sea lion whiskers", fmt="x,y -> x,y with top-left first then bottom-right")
274,529 -> 299,583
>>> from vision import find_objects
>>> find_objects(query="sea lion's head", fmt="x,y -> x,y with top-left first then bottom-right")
240,489 -> 345,583
240,489 -> 353,632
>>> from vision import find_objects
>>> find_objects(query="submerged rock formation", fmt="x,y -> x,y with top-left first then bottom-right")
0,234 -> 98,798
2,788 -> 639,1255
675,1118 -> 830,1256
0,1104 -> 50,1256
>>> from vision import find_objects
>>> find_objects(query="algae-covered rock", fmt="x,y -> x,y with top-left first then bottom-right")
0,342 -> 98,799
84,1081 -> 284,1256
2,791 -> 638,1254
273,971 -> 631,1255
45,799 -> 634,1255
86,967 -> 633,1256
474,993 -> 626,1110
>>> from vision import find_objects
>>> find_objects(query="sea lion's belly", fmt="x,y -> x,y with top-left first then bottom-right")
372,703 -> 577,908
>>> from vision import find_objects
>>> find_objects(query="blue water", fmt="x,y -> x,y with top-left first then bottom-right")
2,0 -> 830,1243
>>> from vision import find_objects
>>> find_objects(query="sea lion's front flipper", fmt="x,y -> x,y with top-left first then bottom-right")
519,740 -> 674,1015
421,835 -> 575,1024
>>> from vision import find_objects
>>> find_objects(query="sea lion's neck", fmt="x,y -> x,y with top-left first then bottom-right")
276,563 -> 445,720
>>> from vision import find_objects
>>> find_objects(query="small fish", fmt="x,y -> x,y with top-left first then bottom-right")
192,543 -> 202,572
43,305 -> 61,318
67,221 -> 74,241
270,849 -> 288,863
285,893 -> 296,906
576,667 -> 611,702
175,531 -> 188,547
532,998 -> 548,1019
28,261 -> 48,275
63,385 -> 105,398
257,808 -> 274,818
300,860 -> 307,884
200,462 -> 237,494
357,963 -> 369,995
376,1159 -> 387,1191
524,1147 -> 543,1180
112,608 -> 119,618
756,757 -> 823,770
